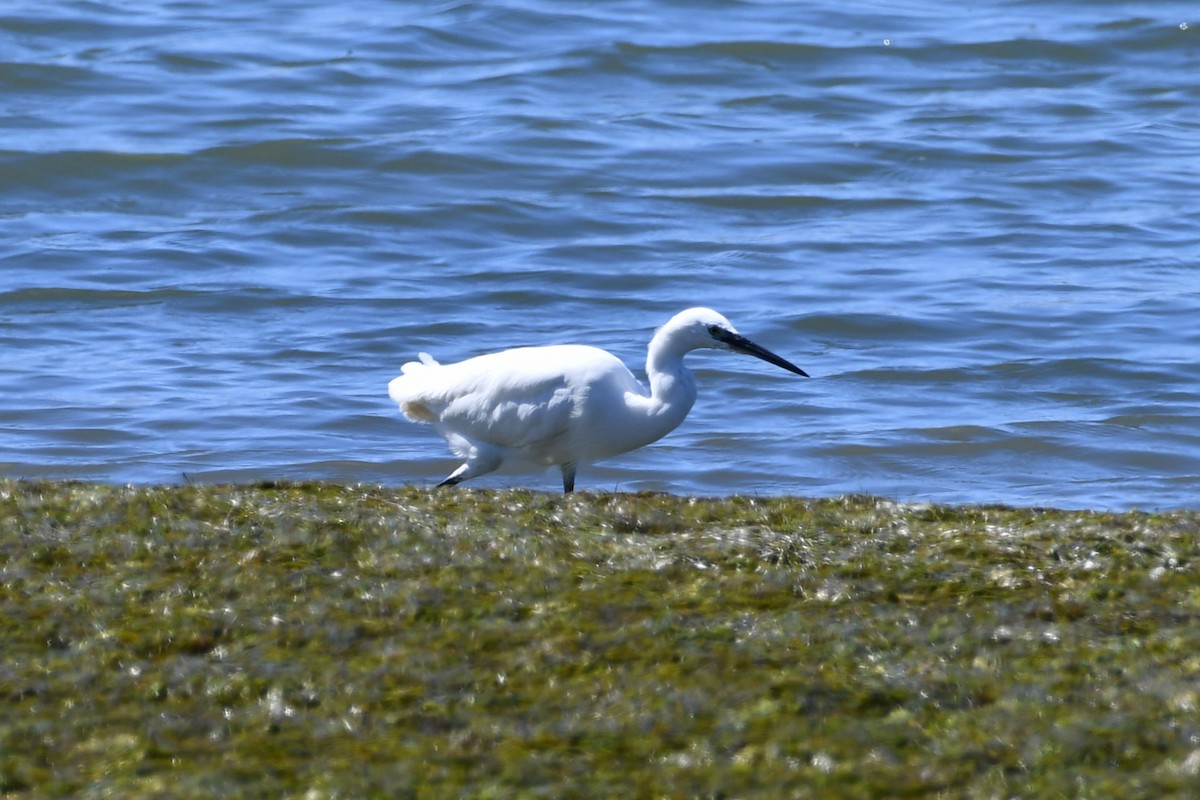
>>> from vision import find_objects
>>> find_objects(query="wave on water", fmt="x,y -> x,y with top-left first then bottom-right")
2,0 -> 1198,508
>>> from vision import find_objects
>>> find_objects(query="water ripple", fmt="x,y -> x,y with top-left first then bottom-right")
1,0 -> 1198,507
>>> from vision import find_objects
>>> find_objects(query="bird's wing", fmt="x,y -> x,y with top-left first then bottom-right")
389,345 -> 630,452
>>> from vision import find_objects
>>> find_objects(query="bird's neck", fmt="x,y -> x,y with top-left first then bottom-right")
578,329 -> 697,459
644,332 -> 698,420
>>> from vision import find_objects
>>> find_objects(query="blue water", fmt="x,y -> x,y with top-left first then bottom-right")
3,1 -> 1198,509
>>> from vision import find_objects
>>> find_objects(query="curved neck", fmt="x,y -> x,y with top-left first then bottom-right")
589,325 -> 701,460
646,324 -> 687,378
643,328 -> 698,420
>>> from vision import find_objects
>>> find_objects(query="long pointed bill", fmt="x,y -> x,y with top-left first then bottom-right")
717,330 -> 809,377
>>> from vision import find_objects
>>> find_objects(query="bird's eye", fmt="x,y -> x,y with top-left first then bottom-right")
706,324 -> 721,337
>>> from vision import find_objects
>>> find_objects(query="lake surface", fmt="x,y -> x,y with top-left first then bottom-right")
3,0 -> 1198,509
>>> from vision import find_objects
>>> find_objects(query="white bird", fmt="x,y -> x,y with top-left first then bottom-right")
387,307 -> 808,493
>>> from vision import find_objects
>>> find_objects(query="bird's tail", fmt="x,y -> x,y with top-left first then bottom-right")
403,352 -> 439,372
388,352 -> 442,423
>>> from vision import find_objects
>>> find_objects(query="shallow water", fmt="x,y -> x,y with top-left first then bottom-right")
3,1 -> 1198,509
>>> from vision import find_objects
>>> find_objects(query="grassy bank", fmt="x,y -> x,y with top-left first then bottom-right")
2,480 -> 1199,798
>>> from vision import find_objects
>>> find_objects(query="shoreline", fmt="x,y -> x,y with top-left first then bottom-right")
3,480 -> 1199,796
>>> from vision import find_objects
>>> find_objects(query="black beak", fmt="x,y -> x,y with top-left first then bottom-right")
714,329 -> 809,377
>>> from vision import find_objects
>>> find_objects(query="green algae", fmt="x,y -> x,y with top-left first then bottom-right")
2,480 -> 1200,798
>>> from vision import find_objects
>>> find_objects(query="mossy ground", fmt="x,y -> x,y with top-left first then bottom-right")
2,480 -> 1200,798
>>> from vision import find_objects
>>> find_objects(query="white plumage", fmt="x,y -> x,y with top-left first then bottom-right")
387,307 -> 807,492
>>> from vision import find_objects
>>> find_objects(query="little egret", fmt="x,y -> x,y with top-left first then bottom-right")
387,307 -> 808,493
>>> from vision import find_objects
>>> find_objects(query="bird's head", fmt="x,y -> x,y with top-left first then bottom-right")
663,307 -> 809,377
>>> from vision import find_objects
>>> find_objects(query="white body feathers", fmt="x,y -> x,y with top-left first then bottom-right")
387,307 -> 806,492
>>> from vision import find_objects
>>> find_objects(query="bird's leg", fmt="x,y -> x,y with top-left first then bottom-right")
560,463 -> 576,494
436,463 -> 470,488
435,450 -> 503,489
